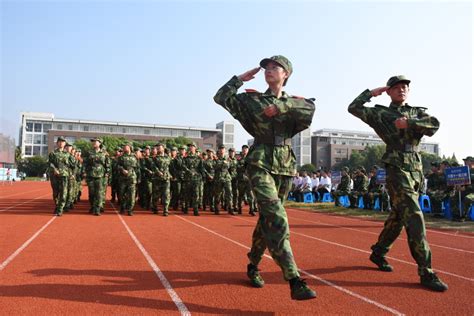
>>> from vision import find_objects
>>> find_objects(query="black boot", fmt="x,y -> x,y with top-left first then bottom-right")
369,250 -> 393,272
247,264 -> 265,288
289,277 -> 316,300
420,273 -> 448,292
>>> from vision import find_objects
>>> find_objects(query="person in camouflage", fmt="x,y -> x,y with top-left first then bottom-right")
366,165 -> 390,211
110,148 -> 122,203
213,144 -> 235,215
48,136 -> 71,216
84,138 -> 109,216
169,147 -> 181,211
236,144 -> 256,215
202,150 -> 215,212
63,143 -> 76,212
348,75 -> 448,292
332,166 -> 351,207
426,161 -> 448,217
214,55 -> 316,300
182,142 -> 204,216
100,144 -> 110,213
117,143 -> 140,216
141,146 -> 153,210
149,143 -> 171,216
449,156 -> 474,221
228,148 -> 239,213
350,166 -> 369,208
74,149 -> 84,203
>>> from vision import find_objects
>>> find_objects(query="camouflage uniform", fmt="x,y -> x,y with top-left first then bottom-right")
149,152 -> 171,215
449,161 -> 474,221
214,62 -> 315,281
332,168 -> 351,206
84,146 -> 109,215
171,151 -> 185,211
228,152 -> 239,212
75,154 -> 83,203
350,170 -> 369,208
348,79 -> 439,277
236,154 -> 256,214
182,149 -> 204,215
117,150 -> 140,215
141,153 -> 154,209
110,153 -> 121,203
366,168 -> 390,210
65,147 -> 77,211
48,145 -> 71,215
426,169 -> 448,217
213,152 -> 234,214
202,154 -> 215,211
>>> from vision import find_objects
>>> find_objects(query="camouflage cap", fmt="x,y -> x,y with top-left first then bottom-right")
178,145 -> 186,150
56,136 -> 66,142
145,145 -> 151,150
387,75 -> 411,87
342,166 -> 349,172
218,144 -> 226,149
170,146 -> 178,151
90,137 -> 102,143
207,149 -> 215,153
134,147 -> 141,152
431,161 -> 440,167
154,142 -> 164,147
358,166 -> 366,173
76,149 -> 81,153
259,55 -> 293,86
201,152 -> 207,156
228,147 -> 235,152
241,144 -> 249,149
441,160 -> 450,165
187,142 -> 196,147
462,156 -> 474,161
65,143 -> 72,147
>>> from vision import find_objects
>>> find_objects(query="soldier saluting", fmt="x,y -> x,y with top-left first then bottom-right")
214,55 -> 316,300
348,75 -> 448,292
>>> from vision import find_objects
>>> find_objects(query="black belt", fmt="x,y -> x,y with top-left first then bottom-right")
254,136 -> 292,146
387,144 -> 419,153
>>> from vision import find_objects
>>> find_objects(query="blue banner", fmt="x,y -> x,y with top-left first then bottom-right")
331,171 -> 341,185
376,169 -> 386,184
445,166 -> 471,186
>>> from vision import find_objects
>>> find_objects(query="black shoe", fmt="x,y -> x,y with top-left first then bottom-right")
369,253 -> 393,272
128,211 -> 133,216
249,210 -> 256,216
228,210 -> 236,216
420,273 -> 448,292
289,277 -> 316,300
193,210 -> 200,216
247,264 -> 265,288
163,212 -> 169,217
152,208 -> 158,214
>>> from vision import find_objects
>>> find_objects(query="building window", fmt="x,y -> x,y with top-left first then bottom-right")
122,128 -> 127,133
225,124 -> 234,133
65,136 -> 76,144
43,123 -> 52,132
68,124 -> 73,131
57,124 -> 63,130
83,125 -> 89,132
33,146 -> 41,155
203,143 -> 213,149
26,122 -> 33,132
319,137 -> 328,142
225,134 -> 234,143
34,123 -> 42,132
25,146 -> 33,155
34,134 -> 42,144
25,134 -> 33,144
109,127 -> 114,133
42,135 -> 48,144
144,129 -> 150,135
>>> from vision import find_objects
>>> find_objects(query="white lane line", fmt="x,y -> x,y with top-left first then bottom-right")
109,203 -> 190,316
0,193 -> 52,212
0,187 -> 46,199
288,215 -> 474,254
175,215 -> 404,316
287,207 -> 474,239
0,216 -> 57,271
233,216 -> 474,282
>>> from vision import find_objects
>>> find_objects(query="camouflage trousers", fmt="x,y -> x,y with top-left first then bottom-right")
203,180 -> 214,210
372,166 -> 433,276
231,178 -> 238,211
66,175 -> 75,208
170,180 -> 181,210
87,177 -> 105,213
50,175 -> 68,212
119,178 -> 137,213
214,179 -> 233,211
350,190 -> 368,208
246,165 -> 299,281
141,179 -> 152,209
183,179 -> 201,211
237,177 -> 255,212
366,190 -> 390,210
428,190 -> 447,215
151,179 -> 170,213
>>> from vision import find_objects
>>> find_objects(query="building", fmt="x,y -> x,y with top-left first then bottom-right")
311,128 -> 440,169
216,121 -> 235,149
247,128 -> 312,168
0,133 -> 16,168
19,112 -> 225,158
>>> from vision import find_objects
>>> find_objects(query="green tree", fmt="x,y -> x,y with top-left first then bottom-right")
298,163 -> 317,173
17,156 -> 48,177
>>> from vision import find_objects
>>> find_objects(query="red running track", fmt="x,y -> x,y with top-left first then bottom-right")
0,182 -> 473,315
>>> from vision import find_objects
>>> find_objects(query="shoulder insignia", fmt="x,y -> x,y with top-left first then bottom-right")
245,89 -> 260,93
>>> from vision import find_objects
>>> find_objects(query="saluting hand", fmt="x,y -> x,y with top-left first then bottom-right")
371,86 -> 389,97
238,67 -> 261,82
264,105 -> 279,118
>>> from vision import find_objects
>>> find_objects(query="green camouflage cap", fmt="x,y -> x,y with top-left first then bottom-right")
187,141 -> 196,147
178,145 -> 186,150
462,156 -> 474,161
342,166 -> 349,172
260,55 -> 293,86
387,75 -> 410,87
154,142 -> 165,147
201,152 -> 207,156
90,137 -> 102,143
170,146 -> 178,151
76,149 -> 81,153
241,144 -> 249,149
56,136 -> 66,142
228,147 -> 235,152
144,145 -> 151,150
218,144 -> 226,149
431,161 -> 440,167
65,142 -> 72,147
207,149 -> 215,153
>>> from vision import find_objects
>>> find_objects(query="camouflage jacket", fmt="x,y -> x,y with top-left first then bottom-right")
48,148 -> 73,177
236,156 -> 249,181
150,154 -> 171,181
353,174 -> 369,192
368,175 -> 383,193
170,156 -> 185,181
426,172 -> 448,194
337,174 -> 351,192
214,76 -> 315,176
228,157 -> 238,179
348,89 -> 439,172
117,153 -> 140,182
214,155 -> 232,182
202,159 -> 215,181
141,156 -> 154,181
182,153 -> 203,182
84,150 -> 110,179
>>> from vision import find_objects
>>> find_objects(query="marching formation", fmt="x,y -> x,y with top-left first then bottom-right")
47,137 -> 257,217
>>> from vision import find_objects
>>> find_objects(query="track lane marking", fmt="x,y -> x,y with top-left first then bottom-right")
233,216 -> 473,282
287,207 -> 474,239
0,187 -> 46,199
110,203 -> 190,316
0,217 -> 57,271
176,215 -> 404,316
287,214 -> 474,254
0,193 -> 52,212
